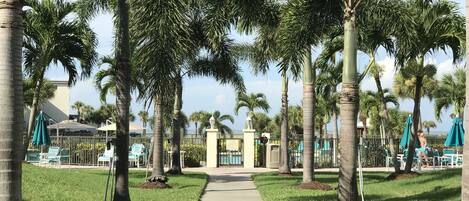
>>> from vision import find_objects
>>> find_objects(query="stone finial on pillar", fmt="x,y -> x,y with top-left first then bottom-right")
206,128 -> 218,168
243,129 -> 256,168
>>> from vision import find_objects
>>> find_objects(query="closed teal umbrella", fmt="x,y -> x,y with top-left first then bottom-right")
444,117 -> 464,147
399,116 -> 420,149
32,111 -> 51,146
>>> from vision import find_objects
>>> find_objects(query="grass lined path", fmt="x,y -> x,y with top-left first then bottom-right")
23,164 -> 207,201
253,169 -> 461,201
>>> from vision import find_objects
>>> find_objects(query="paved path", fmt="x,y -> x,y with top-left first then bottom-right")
200,168 -> 264,201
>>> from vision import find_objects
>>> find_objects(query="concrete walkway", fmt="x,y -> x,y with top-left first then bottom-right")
200,168 -> 265,201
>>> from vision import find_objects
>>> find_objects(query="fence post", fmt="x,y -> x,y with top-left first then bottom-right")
206,129 -> 218,168
243,129 -> 255,168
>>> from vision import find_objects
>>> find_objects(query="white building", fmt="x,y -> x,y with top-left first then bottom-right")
24,80 -> 70,125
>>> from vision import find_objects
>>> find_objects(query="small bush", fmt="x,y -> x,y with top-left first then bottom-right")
181,144 -> 206,167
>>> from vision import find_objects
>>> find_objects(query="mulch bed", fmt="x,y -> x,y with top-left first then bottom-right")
297,181 -> 333,191
139,182 -> 172,189
385,171 -> 420,181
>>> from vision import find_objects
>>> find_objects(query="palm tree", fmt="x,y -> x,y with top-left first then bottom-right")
422,120 -> 436,135
0,0 -> 23,199
72,101 -> 85,121
207,111 -> 235,138
80,105 -> 94,123
76,0 -> 132,199
23,78 -> 57,107
94,56 -> 116,103
395,0 -> 464,174
189,111 -> 211,137
235,92 -> 270,117
434,68 -> 465,120
23,0 -> 97,159
359,90 -> 399,138
252,112 -> 272,134
138,111 -> 149,136
463,0 -> 469,198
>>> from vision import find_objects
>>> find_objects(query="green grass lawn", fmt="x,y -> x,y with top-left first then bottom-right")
23,164 -> 207,201
253,169 -> 461,201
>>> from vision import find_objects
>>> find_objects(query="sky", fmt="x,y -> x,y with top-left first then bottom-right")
44,0 -> 466,134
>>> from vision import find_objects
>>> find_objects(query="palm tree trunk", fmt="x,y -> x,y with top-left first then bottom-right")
302,46 -> 315,183
279,71 -> 291,174
338,9 -> 359,200
169,74 -> 183,174
195,122 -> 198,137
463,1 -> 469,197
113,0 -> 131,200
152,95 -> 164,176
404,76 -> 423,173
374,75 -> 400,173
24,68 -> 45,158
0,1 -> 23,199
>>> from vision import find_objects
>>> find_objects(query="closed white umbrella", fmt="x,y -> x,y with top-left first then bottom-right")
98,122 -> 143,132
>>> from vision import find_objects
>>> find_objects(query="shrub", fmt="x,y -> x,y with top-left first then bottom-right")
181,144 -> 206,167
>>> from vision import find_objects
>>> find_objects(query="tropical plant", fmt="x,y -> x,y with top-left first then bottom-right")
395,0 -> 464,174
235,92 -> 270,116
80,105 -> 94,123
138,110 -> 148,136
23,78 -> 57,107
94,56 -> 116,103
434,68 -> 465,120
0,0 -> 24,199
77,0 -> 132,198
207,111 -> 234,138
23,0 -> 97,159
252,112 -> 272,134
72,101 -> 85,121
422,120 -> 436,136
359,90 -> 399,137
189,111 -> 212,137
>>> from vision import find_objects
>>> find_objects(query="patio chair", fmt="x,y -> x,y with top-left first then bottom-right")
42,146 -> 70,165
439,149 -> 457,168
97,146 -> 114,166
25,150 -> 40,163
129,144 -> 145,168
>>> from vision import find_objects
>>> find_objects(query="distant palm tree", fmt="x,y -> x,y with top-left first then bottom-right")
23,0 -> 97,158
138,111 -> 149,136
189,111 -> 211,137
235,92 -> 270,117
23,78 -> 57,107
72,101 -> 86,121
422,120 -> 436,136
360,90 -> 399,137
208,111 -> 234,138
434,68 -> 465,120
0,0 -> 24,199
80,105 -> 94,123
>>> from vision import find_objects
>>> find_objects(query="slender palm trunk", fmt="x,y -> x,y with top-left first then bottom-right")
302,47 -> 315,183
169,74 -> 183,174
374,75 -> 400,173
194,122 -> 198,137
152,95 -> 164,176
338,11 -> 359,200
0,1 -> 23,200
279,71 -> 291,174
462,2 -> 469,199
24,68 -> 45,158
404,76 -> 423,173
113,0 -> 131,200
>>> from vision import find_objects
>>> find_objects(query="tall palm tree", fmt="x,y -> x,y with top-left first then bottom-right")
23,0 -> 97,159
434,68 -> 465,120
277,0 -> 342,185
76,0 -> 132,199
395,0 -> 464,174
0,0 -> 23,199
463,0 -> 469,198
23,78 -> 57,107
72,101 -> 85,121
393,66 -> 438,172
235,92 -> 270,117
422,120 -> 436,135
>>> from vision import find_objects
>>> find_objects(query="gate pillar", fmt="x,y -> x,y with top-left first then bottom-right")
243,129 -> 256,168
206,128 -> 218,168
